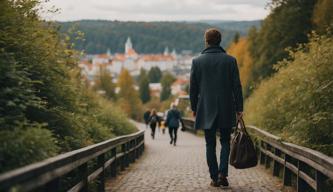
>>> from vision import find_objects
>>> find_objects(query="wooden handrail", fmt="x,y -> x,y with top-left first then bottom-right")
0,130 -> 145,192
181,118 -> 333,191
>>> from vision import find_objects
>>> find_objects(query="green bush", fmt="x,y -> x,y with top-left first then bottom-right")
84,90 -> 137,137
245,34 -> 333,156
0,127 -> 58,172
0,0 -> 137,173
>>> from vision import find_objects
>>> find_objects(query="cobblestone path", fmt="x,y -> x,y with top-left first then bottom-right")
106,123 -> 283,192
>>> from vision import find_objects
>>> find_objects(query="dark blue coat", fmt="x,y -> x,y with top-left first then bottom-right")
189,46 -> 243,129
166,109 -> 181,128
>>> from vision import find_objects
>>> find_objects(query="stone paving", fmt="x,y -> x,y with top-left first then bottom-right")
106,123 -> 283,192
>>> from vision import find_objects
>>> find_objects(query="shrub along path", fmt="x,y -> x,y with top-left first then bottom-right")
106,122 -> 282,192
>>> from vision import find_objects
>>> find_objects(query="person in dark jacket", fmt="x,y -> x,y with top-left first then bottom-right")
190,28 -> 243,187
166,104 -> 182,146
143,109 -> 151,128
148,109 -> 160,139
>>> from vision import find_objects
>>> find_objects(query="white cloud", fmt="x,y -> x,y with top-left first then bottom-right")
43,0 -> 269,21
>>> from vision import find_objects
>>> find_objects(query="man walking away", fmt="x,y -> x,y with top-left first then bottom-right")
190,28 -> 243,187
166,104 -> 182,146
148,109 -> 160,139
143,109 -> 151,128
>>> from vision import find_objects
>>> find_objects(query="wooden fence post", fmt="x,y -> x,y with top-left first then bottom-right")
265,144 -> 272,169
111,148 -> 117,177
283,155 -> 292,187
316,170 -> 328,192
273,149 -> 281,177
79,163 -> 88,192
135,138 -> 139,159
97,154 -> 105,192
260,141 -> 266,165
121,144 -> 126,171
45,178 -> 60,192
297,161 -> 307,192
130,140 -> 134,163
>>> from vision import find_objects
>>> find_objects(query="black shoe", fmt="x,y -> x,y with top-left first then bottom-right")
173,142 -> 176,146
219,176 -> 229,187
170,139 -> 173,144
210,180 -> 220,187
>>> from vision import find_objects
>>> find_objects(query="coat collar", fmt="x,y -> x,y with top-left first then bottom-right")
201,45 -> 226,54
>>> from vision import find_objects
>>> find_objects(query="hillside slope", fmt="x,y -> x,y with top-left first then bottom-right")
59,20 -> 258,54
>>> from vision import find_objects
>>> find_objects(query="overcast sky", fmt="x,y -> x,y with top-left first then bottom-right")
43,0 -> 270,21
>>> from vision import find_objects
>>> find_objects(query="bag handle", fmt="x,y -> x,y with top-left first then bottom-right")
236,116 -> 249,135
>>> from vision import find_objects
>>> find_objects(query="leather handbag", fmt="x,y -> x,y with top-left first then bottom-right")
229,117 -> 258,169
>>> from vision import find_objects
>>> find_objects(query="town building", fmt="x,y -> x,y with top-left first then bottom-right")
78,37 -> 193,96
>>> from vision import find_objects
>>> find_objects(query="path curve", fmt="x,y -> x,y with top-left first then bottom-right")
106,122 -> 283,192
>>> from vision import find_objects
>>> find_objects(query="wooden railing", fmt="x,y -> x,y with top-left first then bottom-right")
181,118 -> 333,192
0,130 -> 145,192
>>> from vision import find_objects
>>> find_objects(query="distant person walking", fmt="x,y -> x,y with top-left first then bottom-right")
166,104 -> 182,146
148,109 -> 160,139
190,28 -> 243,187
143,109 -> 151,128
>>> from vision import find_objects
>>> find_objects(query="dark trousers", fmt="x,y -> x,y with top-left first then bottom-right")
168,127 -> 178,143
150,124 -> 156,138
204,120 -> 231,181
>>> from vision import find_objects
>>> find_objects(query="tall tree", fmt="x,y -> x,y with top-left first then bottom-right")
138,68 -> 147,82
227,37 -> 253,97
233,32 -> 240,44
139,74 -> 150,103
148,67 -> 162,83
248,0 -> 316,84
160,73 -> 175,101
117,69 -> 143,119
95,66 -> 116,100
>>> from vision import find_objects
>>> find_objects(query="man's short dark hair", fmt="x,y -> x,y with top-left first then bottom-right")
204,28 -> 222,46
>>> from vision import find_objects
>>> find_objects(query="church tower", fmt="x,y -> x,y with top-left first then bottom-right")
106,48 -> 111,56
125,37 -> 133,54
171,48 -> 177,57
164,46 -> 169,56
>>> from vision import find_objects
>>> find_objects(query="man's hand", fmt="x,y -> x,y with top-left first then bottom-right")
237,111 -> 243,119
192,111 -> 196,117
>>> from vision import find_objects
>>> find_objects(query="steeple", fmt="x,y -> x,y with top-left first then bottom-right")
171,48 -> 177,57
106,48 -> 111,56
164,46 -> 169,56
125,37 -> 133,54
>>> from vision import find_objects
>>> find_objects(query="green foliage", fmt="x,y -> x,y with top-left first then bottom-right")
248,0 -> 315,85
203,20 -> 262,35
0,0 -> 137,173
117,69 -> 143,120
144,96 -> 176,114
148,67 -> 162,83
138,70 -> 151,104
245,35 -> 333,155
95,66 -> 116,100
138,68 -> 147,82
312,0 -> 333,34
0,127 -> 59,172
87,92 -> 137,137
233,32 -> 240,44
227,37 -> 253,97
59,20 -> 240,54
160,73 -> 176,101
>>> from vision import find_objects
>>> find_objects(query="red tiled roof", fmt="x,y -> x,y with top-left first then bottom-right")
127,48 -> 138,56
96,54 -> 111,59
141,54 -> 175,62
114,54 -> 126,62
173,78 -> 189,85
